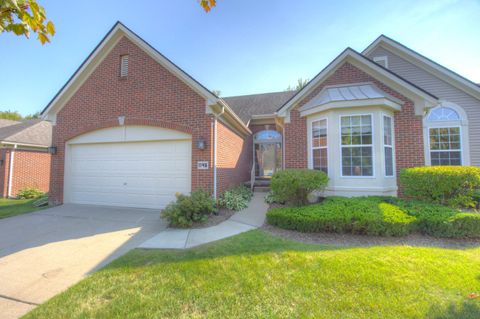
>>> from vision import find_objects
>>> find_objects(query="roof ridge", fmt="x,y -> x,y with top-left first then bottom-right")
223,90 -> 296,99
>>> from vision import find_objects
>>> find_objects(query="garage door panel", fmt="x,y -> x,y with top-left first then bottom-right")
66,140 -> 192,209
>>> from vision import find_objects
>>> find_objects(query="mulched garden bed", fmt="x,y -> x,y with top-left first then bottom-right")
261,223 -> 480,249
189,208 -> 236,229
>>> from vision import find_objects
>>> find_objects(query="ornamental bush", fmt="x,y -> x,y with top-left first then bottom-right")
399,166 -> 480,208
161,189 -> 216,227
17,187 -> 45,199
270,169 -> 329,206
218,185 -> 253,211
266,196 -> 480,238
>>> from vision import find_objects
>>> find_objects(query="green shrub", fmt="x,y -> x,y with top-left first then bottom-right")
267,197 -> 415,237
161,189 -> 216,227
270,169 -> 328,206
264,192 -> 278,204
17,187 -> 45,199
218,185 -> 253,211
400,166 -> 480,208
266,196 -> 480,238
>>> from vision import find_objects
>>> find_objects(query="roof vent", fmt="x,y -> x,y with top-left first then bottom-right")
120,55 -> 129,77
373,56 -> 388,69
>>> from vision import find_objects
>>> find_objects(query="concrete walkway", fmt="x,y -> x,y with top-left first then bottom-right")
139,192 -> 268,249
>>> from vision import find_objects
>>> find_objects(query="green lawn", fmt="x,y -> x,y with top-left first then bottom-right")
24,230 -> 480,319
0,198 -> 43,219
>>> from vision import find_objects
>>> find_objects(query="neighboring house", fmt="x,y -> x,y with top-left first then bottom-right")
41,22 -> 480,209
0,119 -> 52,197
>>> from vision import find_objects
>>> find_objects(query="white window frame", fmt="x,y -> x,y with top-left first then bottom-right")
339,114 -> 375,178
423,102 -> 469,166
311,118 -> 328,174
382,114 -> 395,177
373,56 -> 388,69
427,126 -> 463,166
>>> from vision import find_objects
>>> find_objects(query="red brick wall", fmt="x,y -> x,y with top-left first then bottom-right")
50,36 -> 214,204
11,150 -> 51,197
0,149 -> 9,196
284,62 -> 424,183
216,120 -> 250,195
0,148 -> 51,197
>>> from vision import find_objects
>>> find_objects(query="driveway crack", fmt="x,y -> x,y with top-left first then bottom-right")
0,294 -> 39,306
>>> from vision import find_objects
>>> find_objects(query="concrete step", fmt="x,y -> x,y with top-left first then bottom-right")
254,186 -> 270,192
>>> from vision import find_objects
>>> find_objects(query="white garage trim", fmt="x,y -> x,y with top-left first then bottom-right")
64,126 -> 192,209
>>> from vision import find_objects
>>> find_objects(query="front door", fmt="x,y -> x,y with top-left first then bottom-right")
255,142 -> 282,178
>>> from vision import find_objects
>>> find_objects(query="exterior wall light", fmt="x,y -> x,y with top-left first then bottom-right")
197,138 -> 206,150
48,146 -> 57,155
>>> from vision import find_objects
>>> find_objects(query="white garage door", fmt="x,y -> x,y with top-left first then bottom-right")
66,140 -> 191,209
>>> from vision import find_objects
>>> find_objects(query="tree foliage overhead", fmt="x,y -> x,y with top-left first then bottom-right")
0,0 -> 55,44
0,110 -> 39,120
286,78 -> 310,91
199,0 -> 216,12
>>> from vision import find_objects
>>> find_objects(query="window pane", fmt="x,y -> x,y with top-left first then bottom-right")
341,146 -> 373,176
427,107 -> 460,121
313,148 -> 328,174
429,126 -> 462,165
385,147 -> 393,176
430,151 -> 462,166
311,119 -> 328,174
383,116 -> 392,146
341,115 -> 373,176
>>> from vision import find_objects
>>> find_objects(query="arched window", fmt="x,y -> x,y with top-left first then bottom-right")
427,107 -> 460,121
424,103 -> 468,166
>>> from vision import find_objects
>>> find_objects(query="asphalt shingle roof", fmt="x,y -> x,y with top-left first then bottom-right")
0,120 -> 52,147
223,91 -> 297,124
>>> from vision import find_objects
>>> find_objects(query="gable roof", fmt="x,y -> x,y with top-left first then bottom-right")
363,35 -> 480,101
41,23 -> 221,117
0,120 -> 52,147
277,48 -> 438,117
223,91 -> 296,124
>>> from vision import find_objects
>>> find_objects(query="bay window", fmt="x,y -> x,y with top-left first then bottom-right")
341,115 -> 373,176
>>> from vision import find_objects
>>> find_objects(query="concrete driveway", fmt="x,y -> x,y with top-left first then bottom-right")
0,204 -> 167,319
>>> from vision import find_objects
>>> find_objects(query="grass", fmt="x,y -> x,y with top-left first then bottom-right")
23,230 -> 480,319
0,198 -> 43,219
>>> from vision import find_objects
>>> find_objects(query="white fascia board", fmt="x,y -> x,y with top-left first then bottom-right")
277,49 -> 438,117
42,23 -> 219,120
1,141 -> 49,149
363,36 -> 480,101
299,98 -> 402,117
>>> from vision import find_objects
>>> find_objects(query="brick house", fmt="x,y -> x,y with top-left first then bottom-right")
0,119 -> 52,198
41,22 -> 480,209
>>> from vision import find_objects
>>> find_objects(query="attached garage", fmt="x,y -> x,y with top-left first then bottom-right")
64,126 -> 191,209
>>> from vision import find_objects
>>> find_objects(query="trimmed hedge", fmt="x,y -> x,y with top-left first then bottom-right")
270,169 -> 329,206
267,196 -> 480,238
400,166 -> 480,208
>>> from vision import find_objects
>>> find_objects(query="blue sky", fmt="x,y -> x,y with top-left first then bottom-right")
0,0 -> 479,116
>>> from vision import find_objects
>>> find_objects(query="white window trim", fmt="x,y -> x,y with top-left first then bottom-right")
382,114 -> 395,177
373,56 -> 388,69
339,113 -> 376,178
311,118 -> 328,174
423,101 -> 470,166
427,125 -> 463,166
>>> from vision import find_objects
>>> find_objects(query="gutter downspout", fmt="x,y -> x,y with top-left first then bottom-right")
7,144 -> 17,198
213,105 -> 225,199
